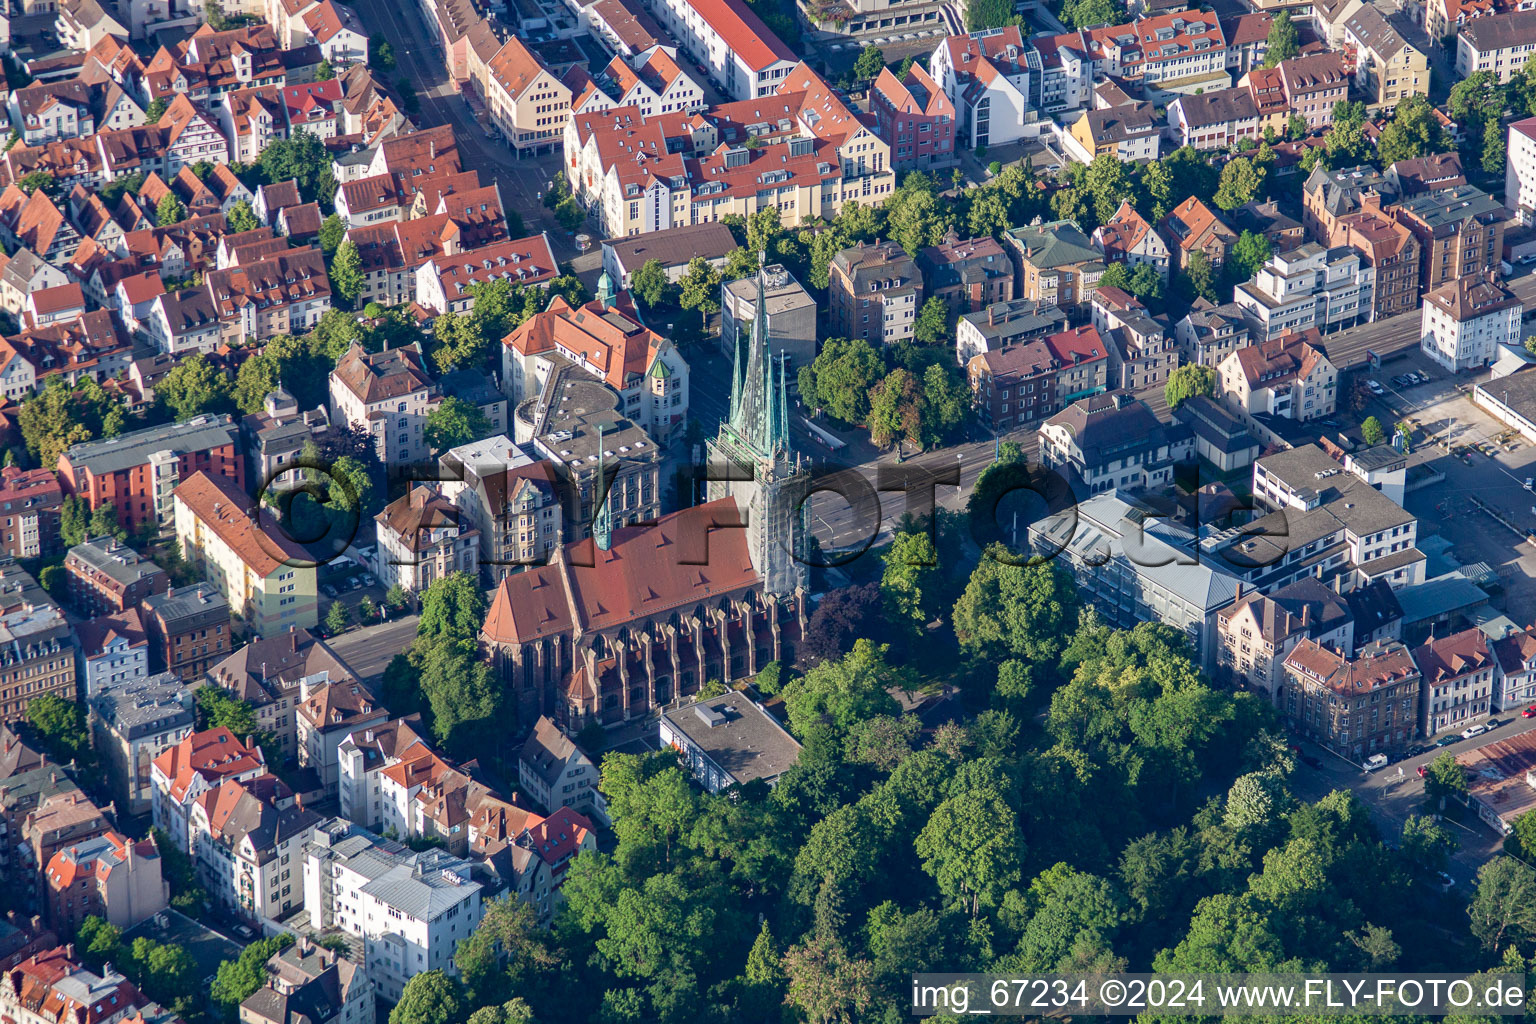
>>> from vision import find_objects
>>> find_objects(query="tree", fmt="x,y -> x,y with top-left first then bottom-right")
1264,10 -> 1299,66
952,548 -> 1078,664
1471,857 -> 1536,950
1361,415 -> 1386,446
38,564 -> 64,600
630,258 -> 668,308
319,213 -> 345,254
1061,0 -> 1123,28
866,367 -> 921,449
390,971 -> 466,1024
385,584 -> 409,610
1165,364 -> 1216,411
232,353 -> 280,415
417,571 -> 487,643
315,59 -> 335,80
358,595 -> 378,622
325,600 -> 351,635
1375,95 -> 1450,165
211,935 -> 294,1010
26,694 -> 88,764
1182,250 -> 1217,303
16,171 -> 59,199
1484,116 -> 1507,175
915,790 -> 1023,914
913,295 -> 949,346
89,500 -> 120,539
225,199 -> 259,234
1214,157 -> 1260,212
156,193 -> 185,227
783,935 -> 876,1024
157,354 -> 232,420
884,173 -> 953,255
424,396 -> 491,453
143,97 -> 168,122
781,639 -> 905,744
799,337 -> 885,424
20,378 -> 124,467
852,44 -> 884,83
1401,814 -> 1457,874
1287,112 -> 1308,140
677,256 -> 722,315
370,35 -> 397,71
259,130 -> 331,204
1424,750 -> 1468,802
1228,229 -> 1272,282
881,529 -> 939,633
331,239 -> 364,308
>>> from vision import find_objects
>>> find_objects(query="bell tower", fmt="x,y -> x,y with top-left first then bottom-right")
705,254 -> 808,597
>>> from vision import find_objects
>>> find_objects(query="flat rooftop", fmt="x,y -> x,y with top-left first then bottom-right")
660,692 -> 802,786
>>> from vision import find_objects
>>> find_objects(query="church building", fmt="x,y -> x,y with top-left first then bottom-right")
481,262 -> 809,728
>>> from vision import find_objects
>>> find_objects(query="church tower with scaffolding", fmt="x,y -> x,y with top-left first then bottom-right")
706,255 -> 810,598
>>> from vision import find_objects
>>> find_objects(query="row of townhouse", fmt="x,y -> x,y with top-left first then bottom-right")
564,62 -> 895,236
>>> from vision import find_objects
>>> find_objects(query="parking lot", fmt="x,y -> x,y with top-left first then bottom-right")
1358,354 -> 1536,611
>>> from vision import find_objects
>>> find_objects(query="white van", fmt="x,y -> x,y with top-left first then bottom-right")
1363,753 -> 1389,771
1463,724 -> 1488,740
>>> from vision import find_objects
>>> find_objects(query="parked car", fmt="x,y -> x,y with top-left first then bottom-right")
321,584 -> 337,598
1417,764 -> 1429,777
362,572 -> 377,586
1368,380 -> 1385,395
1363,753 -> 1389,771
1435,735 -> 1460,747
1488,718 -> 1505,729
1462,723 -> 1488,739
1522,705 -> 1536,718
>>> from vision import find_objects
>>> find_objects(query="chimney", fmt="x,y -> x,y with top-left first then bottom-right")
1301,604 -> 1311,628
1333,574 -> 1342,594
1235,582 -> 1244,599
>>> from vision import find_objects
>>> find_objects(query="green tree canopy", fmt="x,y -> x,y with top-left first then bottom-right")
425,396 -> 492,453
1264,11 -> 1299,65
1165,363 -> 1216,410
331,239 -> 364,307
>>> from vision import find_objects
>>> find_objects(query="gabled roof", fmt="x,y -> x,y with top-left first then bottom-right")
171,470 -> 311,577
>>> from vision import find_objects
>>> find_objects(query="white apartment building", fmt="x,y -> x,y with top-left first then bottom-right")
337,718 -> 431,829
1233,243 -> 1374,339
188,774 -> 320,922
91,671 -> 195,816
77,613 -> 149,697
518,716 -> 607,822
1456,9 -> 1536,84
150,727 -> 268,853
643,0 -> 797,99
1494,629 -> 1536,711
302,819 -> 484,1001
1420,274 -> 1523,373
1511,116 -> 1536,226
928,28 -> 1037,149
328,342 -> 442,467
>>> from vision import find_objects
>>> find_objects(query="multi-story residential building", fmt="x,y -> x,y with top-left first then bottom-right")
172,470 -> 318,637
374,488 -> 479,594
329,343 -> 441,468
966,323 -> 1111,429
1493,628 -> 1536,711
600,223 -> 737,290
150,727 -> 267,852
435,437 -> 562,584
518,716 -> 606,820
1031,492 -> 1242,671
21,790 -> 113,889
296,681 -> 389,797
502,294 -> 690,446
1234,200 -> 1307,253
1091,201 -> 1170,278
926,27 -> 1036,150
0,948 -> 150,1024
415,234 -> 558,315
1509,118 -> 1536,225
1175,299 -> 1253,368
915,231 -> 1013,313
645,0 -> 797,100
1392,184 -> 1505,293
91,671 -> 194,816
58,413 -> 244,533
1387,152 -> 1466,199
1302,164 -> 1398,246
189,773 -> 321,921
1416,627 -> 1496,737
720,263 -> 816,372
1003,219 -> 1106,316
1339,209 -> 1421,320
1314,0 -> 1367,45
563,67 -> 893,237
336,717 -> 430,830
1034,11 -> 1231,113
205,247 -> 331,343
869,64 -> 956,171
1063,102 -> 1160,163
76,607 -> 149,697
0,468 -> 62,560
1456,9 -> 1536,83
828,240 -> 922,347
141,584 -> 230,681
1239,65 -> 1289,137
1281,638 -> 1421,757
955,298 -> 1070,363
1159,197 -> 1238,275
1039,391 -> 1193,496
1343,5 -> 1429,106
240,940 -> 375,1024
241,388 -> 330,494
43,831 -> 167,932
1091,288 -> 1176,392
7,81 -> 96,146
1277,52 -> 1349,129
1216,578 -> 1353,702
0,562 -> 75,724
1203,443 -> 1422,594
64,538 -> 168,617
1217,328 -> 1337,421
579,51 -> 707,120
477,36 -> 571,156
1420,273 -> 1523,373
208,628 -> 355,759
1166,87 -> 1260,150
300,820 -> 485,1000
1233,243 -> 1374,338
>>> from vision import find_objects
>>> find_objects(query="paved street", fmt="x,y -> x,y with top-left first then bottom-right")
349,0 -> 573,252
325,613 -> 421,681
1289,717 -> 1536,890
